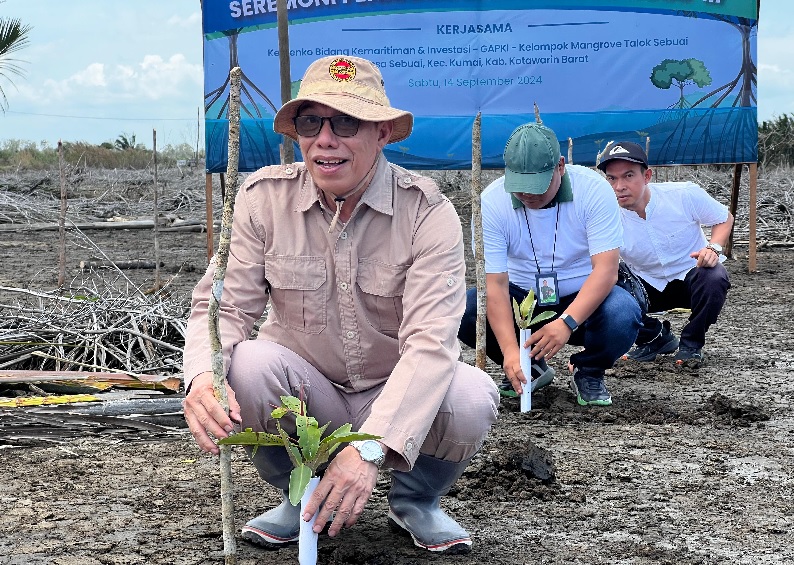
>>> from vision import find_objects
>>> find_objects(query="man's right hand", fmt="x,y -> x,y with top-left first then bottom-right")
183,371 -> 242,455
502,349 -> 527,395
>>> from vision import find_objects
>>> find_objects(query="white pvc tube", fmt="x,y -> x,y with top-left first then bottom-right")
519,328 -> 532,413
299,476 -> 321,565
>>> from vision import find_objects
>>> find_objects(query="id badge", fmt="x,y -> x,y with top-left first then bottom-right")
536,272 -> 559,306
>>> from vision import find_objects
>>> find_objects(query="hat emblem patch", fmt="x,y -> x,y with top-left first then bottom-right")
329,58 -> 356,82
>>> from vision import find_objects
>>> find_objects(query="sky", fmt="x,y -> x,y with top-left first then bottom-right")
0,1 -> 791,150
1,0 -> 204,150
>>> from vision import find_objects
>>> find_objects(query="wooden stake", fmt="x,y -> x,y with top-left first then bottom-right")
152,129 -> 161,289
727,163 -> 742,259
471,113 -> 487,370
748,162 -> 757,273
209,66 -> 243,565
205,173 -> 214,263
57,140 -> 67,287
277,0 -> 294,165
196,106 -> 201,165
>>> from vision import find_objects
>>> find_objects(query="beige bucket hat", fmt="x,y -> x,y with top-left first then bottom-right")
273,55 -> 413,144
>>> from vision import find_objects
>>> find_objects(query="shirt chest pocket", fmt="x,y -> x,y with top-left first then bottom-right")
264,255 -> 327,334
356,259 -> 408,337
663,225 -> 697,257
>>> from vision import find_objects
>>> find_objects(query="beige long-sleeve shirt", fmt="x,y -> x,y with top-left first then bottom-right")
183,155 -> 466,467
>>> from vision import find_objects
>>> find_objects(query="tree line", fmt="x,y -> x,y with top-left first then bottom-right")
758,114 -> 794,168
0,137 -> 204,170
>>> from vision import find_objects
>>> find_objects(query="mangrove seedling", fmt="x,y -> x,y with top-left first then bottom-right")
513,288 -> 557,330
218,394 -> 381,505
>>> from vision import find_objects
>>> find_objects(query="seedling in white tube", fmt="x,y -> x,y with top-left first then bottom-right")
512,289 -> 557,412
219,394 -> 381,564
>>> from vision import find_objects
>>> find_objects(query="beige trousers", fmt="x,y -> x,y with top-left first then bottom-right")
226,340 -> 498,477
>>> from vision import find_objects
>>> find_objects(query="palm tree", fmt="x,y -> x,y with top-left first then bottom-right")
114,132 -> 136,151
0,16 -> 32,112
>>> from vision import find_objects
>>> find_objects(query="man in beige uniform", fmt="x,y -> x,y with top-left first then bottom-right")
182,55 -> 498,554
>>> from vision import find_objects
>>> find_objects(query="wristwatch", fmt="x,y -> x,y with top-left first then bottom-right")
560,313 -> 579,332
706,242 -> 723,255
351,440 -> 385,468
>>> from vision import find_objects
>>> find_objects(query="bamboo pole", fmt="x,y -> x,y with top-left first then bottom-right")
205,173 -> 214,263
277,0 -> 294,165
726,163 -> 742,259
152,129 -> 161,289
209,66 -> 243,565
57,140 -> 67,287
748,162 -> 757,273
196,106 -> 201,165
471,113 -> 486,370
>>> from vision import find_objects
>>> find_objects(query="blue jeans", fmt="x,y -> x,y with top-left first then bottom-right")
458,283 -> 642,375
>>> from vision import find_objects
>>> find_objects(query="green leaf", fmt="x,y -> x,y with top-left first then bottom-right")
318,423 -> 352,444
529,310 -> 557,327
512,297 -> 524,327
217,428 -> 284,447
321,431 -> 381,446
299,418 -> 322,461
288,464 -> 313,506
280,395 -> 303,413
520,289 -> 537,321
279,426 -> 303,468
296,413 -> 309,439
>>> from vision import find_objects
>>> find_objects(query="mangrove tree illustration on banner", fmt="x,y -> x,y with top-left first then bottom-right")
644,10 -> 757,164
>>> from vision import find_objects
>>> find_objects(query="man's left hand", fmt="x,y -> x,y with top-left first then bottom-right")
691,247 -> 720,268
301,445 -> 380,536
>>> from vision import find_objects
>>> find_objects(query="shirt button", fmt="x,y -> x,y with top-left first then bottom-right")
340,282 -> 349,291
346,331 -> 356,339
340,232 -> 348,240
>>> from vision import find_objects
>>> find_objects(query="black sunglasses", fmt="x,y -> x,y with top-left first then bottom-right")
293,115 -> 361,137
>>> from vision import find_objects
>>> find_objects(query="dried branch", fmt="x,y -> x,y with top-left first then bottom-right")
208,65 -> 242,565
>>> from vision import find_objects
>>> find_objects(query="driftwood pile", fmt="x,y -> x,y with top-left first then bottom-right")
0,277 -> 189,376
0,165 -> 222,231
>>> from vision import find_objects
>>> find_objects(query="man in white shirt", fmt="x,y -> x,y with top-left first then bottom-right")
458,123 -> 642,406
598,141 -> 733,364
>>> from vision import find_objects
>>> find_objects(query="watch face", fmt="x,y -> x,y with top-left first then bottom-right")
353,440 -> 384,467
359,441 -> 382,461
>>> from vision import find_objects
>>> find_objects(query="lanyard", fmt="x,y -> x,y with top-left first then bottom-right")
522,204 -> 561,274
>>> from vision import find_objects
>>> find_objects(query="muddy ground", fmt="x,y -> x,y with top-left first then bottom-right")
0,166 -> 793,564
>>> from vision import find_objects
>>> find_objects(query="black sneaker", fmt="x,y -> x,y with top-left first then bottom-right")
569,368 -> 612,406
497,358 -> 556,398
675,346 -> 705,365
625,320 -> 679,362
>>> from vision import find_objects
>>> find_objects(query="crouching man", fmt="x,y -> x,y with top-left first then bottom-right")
182,55 -> 498,554
598,141 -> 732,365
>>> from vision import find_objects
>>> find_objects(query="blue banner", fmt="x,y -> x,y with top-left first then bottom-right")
202,1 -> 758,172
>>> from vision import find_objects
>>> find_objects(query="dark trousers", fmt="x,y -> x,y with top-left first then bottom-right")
637,264 -> 730,349
458,282 -> 641,374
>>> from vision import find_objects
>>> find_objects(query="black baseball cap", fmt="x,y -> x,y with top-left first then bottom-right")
597,141 -> 648,171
